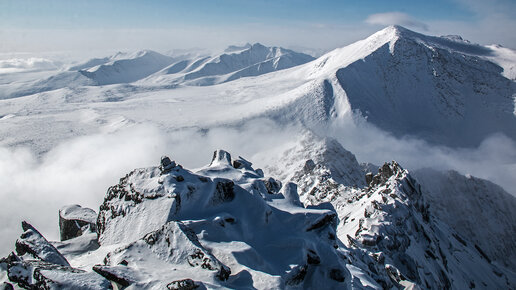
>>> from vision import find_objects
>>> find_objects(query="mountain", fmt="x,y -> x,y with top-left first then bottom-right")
413,168 -> 516,271
1,145 -> 514,289
144,43 -> 315,86
0,45 -> 314,100
79,50 -> 176,85
0,50 -> 176,100
266,25 -> 516,147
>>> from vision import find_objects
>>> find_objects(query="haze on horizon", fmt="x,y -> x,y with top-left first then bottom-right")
1,0 -> 515,56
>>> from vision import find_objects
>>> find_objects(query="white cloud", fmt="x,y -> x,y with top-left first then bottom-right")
0,57 -> 58,74
365,12 -> 429,31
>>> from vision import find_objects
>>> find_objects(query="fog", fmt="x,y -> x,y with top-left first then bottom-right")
1,117 -> 515,257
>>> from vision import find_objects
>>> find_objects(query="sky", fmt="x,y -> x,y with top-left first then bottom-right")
1,0 -> 515,55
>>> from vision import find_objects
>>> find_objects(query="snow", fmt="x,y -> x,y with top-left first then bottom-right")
413,168 -> 516,272
0,25 -> 515,288
59,205 -> 97,224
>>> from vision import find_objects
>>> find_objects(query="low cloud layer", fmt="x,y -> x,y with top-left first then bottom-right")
326,116 -> 516,196
365,12 -> 429,31
0,58 -> 58,74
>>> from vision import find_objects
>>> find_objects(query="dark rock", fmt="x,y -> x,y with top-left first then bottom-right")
175,175 -> 185,182
167,278 -> 200,290
212,180 -> 235,204
232,156 -> 253,170
365,172 -> 373,185
329,268 -> 345,282
306,213 -> 337,231
93,264 -> 133,287
59,204 -> 97,241
303,159 -> 316,173
285,264 -> 308,286
264,177 -> 282,194
210,150 -> 232,167
0,282 -> 14,290
160,156 -> 176,173
307,249 -> 321,264
16,221 -> 70,267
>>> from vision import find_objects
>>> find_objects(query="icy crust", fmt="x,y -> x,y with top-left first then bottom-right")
96,150 -> 350,288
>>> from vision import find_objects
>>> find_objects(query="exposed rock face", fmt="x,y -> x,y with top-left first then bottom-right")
59,204 -> 97,241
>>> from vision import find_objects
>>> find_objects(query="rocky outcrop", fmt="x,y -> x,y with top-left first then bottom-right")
2,223 -> 110,289
59,204 -> 97,241
16,221 -> 70,267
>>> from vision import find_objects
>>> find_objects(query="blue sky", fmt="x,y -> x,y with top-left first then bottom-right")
1,0 -> 515,53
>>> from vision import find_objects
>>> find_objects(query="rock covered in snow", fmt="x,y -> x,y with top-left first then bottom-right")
16,221 -> 70,267
94,151 -> 349,288
1,141 -> 515,289
268,135 -> 516,288
2,223 -> 110,289
59,204 -> 97,241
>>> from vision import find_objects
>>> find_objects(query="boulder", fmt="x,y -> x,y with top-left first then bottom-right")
59,204 -> 97,241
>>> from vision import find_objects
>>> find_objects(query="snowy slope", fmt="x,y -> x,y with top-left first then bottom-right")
144,43 -> 315,86
413,168 -> 516,272
80,50 -> 176,85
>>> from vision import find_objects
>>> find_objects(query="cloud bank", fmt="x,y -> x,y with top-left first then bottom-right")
0,58 -> 58,74
365,12 -> 429,31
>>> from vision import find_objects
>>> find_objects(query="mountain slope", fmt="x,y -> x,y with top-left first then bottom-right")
145,43 -> 315,86
80,50 -> 176,85
280,25 -> 516,147
267,135 -> 516,288
413,168 -> 516,271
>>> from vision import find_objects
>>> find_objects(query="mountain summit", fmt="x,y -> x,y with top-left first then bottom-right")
282,25 -> 516,147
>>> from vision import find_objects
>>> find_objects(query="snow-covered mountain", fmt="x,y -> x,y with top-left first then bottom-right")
413,168 -> 516,271
0,44 -> 314,100
1,144 -> 514,289
267,25 -> 516,147
144,43 -> 315,86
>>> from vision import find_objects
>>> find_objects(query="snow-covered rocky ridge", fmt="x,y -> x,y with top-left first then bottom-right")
1,139 -> 515,289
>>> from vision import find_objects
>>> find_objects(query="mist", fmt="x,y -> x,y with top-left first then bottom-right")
325,116 -> 516,196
